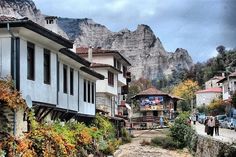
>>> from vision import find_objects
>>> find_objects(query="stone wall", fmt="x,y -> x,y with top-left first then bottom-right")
195,135 -> 236,157
0,103 -> 27,139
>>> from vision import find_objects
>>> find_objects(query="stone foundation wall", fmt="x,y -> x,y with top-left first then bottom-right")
195,135 -> 236,157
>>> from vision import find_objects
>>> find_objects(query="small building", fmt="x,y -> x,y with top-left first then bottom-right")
196,88 -> 222,107
205,75 -> 224,89
131,87 -> 181,128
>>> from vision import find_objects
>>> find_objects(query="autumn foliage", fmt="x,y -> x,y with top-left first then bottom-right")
0,78 -> 26,110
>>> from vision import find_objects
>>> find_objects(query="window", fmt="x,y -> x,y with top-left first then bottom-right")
113,58 -> 117,68
117,61 -> 121,70
27,42 -> 35,80
84,79 -> 87,102
43,49 -> 50,84
92,82 -> 95,104
108,71 -> 114,86
123,66 -> 127,77
153,111 -> 158,117
63,65 -> 67,93
88,81 -> 91,103
70,68 -> 74,95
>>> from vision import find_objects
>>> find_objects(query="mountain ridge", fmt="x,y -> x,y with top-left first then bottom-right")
0,0 -> 193,81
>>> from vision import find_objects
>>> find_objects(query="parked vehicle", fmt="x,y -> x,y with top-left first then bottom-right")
220,117 -> 228,128
216,115 -> 227,122
226,118 -> 234,129
198,113 -> 205,124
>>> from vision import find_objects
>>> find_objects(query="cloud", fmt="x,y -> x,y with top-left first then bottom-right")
33,0 -> 236,62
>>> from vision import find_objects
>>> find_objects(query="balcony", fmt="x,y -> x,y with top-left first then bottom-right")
132,116 -> 160,122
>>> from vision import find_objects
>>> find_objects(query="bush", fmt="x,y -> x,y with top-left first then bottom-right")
151,136 -> 178,150
169,112 -> 195,149
121,128 -> 131,144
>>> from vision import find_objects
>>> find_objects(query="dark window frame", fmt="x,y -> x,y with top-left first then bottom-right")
92,82 -> 95,104
84,79 -> 87,102
70,68 -> 74,95
123,66 -> 127,77
88,81 -> 91,103
43,49 -> 51,84
27,42 -> 35,80
63,64 -> 68,93
108,71 -> 114,86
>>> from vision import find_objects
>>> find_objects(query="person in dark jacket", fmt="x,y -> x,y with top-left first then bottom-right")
215,117 -> 219,136
204,117 -> 209,135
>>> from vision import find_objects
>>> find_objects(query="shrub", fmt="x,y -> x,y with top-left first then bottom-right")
121,128 -> 131,144
151,136 -> 178,150
169,112 -> 195,149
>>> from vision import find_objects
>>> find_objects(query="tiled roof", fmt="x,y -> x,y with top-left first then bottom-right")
76,47 -> 131,66
0,15 -> 72,48
90,63 -> 122,73
217,71 -> 236,83
136,87 -> 168,96
196,88 -> 222,94
0,15 -> 18,22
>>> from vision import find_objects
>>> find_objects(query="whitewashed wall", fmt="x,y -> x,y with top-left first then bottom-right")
95,69 -> 118,96
19,38 -> 58,105
79,75 -> 96,115
0,36 -> 11,77
196,92 -> 221,107
58,60 -> 79,111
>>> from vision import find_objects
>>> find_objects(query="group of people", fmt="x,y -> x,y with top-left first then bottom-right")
204,116 -> 220,136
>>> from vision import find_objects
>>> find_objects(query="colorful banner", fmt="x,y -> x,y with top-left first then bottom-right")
140,96 -> 164,106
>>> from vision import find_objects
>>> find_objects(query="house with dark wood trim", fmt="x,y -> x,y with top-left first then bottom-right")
0,16 -> 104,135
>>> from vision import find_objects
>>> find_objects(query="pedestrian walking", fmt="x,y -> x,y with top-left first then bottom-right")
208,116 -> 215,136
159,116 -> 163,128
215,117 -> 219,136
204,117 -> 209,135
192,114 -> 197,125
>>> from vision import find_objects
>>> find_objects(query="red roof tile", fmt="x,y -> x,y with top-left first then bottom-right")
196,88 -> 222,94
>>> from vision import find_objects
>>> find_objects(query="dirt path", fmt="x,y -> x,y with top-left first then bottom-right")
114,129 -> 192,157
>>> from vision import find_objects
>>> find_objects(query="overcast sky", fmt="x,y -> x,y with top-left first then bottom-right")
33,0 -> 236,63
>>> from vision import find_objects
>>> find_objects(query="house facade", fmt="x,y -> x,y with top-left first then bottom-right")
132,87 -> 180,128
76,47 -> 131,118
0,16 -> 104,135
217,71 -> 236,101
196,88 -> 222,107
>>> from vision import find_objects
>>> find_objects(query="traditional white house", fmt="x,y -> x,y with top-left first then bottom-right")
0,15 -> 104,135
76,47 -> 131,118
217,71 -> 236,101
196,88 -> 222,107
205,75 -> 224,89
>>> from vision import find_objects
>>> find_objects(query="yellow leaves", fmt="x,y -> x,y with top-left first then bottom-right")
171,79 -> 200,101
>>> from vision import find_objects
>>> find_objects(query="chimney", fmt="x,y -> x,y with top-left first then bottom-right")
88,46 -> 93,62
44,16 -> 58,33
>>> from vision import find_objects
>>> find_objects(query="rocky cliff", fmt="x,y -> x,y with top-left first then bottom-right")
0,0 -> 193,81
58,19 -> 193,80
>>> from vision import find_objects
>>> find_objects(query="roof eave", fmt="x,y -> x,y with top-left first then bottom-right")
59,48 -> 91,67
80,66 -> 105,80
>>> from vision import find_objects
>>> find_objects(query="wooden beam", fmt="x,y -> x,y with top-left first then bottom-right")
38,108 -> 53,121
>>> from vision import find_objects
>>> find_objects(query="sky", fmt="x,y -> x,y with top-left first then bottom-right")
33,0 -> 236,63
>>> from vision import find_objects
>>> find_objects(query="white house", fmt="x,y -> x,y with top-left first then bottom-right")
0,15 -> 104,134
76,47 -> 131,118
196,88 -> 222,107
217,71 -> 236,101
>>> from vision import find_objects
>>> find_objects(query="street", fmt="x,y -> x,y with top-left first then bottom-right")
114,129 -> 191,157
193,122 -> 236,143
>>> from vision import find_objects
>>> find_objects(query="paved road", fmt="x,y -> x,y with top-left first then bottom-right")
193,122 -> 236,143
114,129 -> 191,157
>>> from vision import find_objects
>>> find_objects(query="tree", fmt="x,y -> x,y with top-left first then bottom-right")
171,79 -> 200,111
